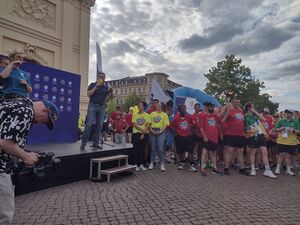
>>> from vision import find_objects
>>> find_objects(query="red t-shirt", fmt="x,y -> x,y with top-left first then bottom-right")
262,115 -> 274,133
171,113 -> 193,137
192,112 -> 203,137
110,111 -> 122,123
200,113 -> 220,144
125,113 -> 133,127
113,119 -> 127,133
225,108 -> 245,136
221,120 -> 228,136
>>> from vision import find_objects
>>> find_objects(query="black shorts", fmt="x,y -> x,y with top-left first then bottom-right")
247,135 -> 266,148
126,127 -> 133,133
203,141 -> 218,151
277,144 -> 297,155
192,135 -> 203,144
175,135 -> 193,154
266,140 -> 276,148
224,135 -> 245,148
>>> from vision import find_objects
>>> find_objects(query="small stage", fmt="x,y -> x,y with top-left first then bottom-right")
15,141 -> 133,195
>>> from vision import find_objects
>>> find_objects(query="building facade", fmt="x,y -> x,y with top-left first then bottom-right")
0,0 -> 95,115
107,72 -> 182,105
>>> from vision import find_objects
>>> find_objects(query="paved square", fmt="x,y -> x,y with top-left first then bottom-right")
13,165 -> 300,225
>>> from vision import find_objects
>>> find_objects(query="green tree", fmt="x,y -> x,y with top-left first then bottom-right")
204,55 -> 278,114
123,92 -> 142,113
105,98 -> 117,115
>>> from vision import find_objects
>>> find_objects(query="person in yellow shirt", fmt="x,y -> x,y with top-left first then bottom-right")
275,109 -> 300,176
132,101 -> 150,171
148,102 -> 170,171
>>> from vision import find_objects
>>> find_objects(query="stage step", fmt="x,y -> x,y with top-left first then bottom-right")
90,154 -> 135,182
100,165 -> 136,182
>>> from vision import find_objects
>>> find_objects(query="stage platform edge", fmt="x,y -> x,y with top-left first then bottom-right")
15,141 -> 133,195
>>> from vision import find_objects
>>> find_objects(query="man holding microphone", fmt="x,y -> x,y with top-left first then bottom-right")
80,72 -> 112,150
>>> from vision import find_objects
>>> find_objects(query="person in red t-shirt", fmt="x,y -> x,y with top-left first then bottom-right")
221,98 -> 249,176
110,106 -> 122,142
199,102 -> 223,176
191,103 -> 204,166
172,105 -> 197,172
125,107 -> 133,143
111,112 -> 128,144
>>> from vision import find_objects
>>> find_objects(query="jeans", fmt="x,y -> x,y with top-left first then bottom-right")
0,173 -> 14,225
149,131 -> 167,163
81,102 -> 105,145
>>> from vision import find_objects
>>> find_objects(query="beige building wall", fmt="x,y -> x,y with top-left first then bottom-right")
0,0 -> 95,115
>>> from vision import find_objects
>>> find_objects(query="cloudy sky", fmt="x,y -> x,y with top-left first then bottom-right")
89,0 -> 300,111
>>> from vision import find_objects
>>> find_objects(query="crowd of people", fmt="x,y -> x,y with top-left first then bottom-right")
91,95 -> 300,179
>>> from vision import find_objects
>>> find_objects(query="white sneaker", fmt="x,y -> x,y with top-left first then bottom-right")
135,165 -> 140,171
178,164 -> 184,170
161,164 -> 166,172
298,171 -> 300,175
139,165 -> 147,171
285,170 -> 295,176
263,170 -> 277,179
148,163 -> 154,170
250,169 -> 256,176
275,168 -> 280,175
189,165 -> 197,172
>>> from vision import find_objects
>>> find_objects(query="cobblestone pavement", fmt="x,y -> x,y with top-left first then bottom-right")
13,164 -> 300,225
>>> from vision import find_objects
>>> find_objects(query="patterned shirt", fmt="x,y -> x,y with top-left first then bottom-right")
0,98 -> 34,173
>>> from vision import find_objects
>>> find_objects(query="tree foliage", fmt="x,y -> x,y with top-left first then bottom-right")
123,92 -> 142,113
105,98 -> 117,115
204,55 -> 278,114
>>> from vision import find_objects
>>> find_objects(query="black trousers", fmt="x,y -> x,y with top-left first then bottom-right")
132,133 -> 148,166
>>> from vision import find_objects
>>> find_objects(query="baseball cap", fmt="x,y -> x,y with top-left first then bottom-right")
42,100 -> 59,130
284,109 -> 294,114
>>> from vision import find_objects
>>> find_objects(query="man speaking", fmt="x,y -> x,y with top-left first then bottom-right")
80,72 -> 112,150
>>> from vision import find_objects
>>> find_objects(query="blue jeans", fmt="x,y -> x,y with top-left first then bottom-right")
81,102 -> 105,145
149,131 -> 167,163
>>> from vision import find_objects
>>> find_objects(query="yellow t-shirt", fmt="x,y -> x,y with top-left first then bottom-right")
276,119 -> 300,145
132,112 -> 150,133
150,111 -> 170,130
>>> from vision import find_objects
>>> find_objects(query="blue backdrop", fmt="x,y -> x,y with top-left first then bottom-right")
20,63 -> 81,145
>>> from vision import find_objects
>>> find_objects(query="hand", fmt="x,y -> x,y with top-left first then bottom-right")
220,135 -> 224,141
11,60 -> 23,66
203,137 -> 208,143
225,103 -> 232,109
140,134 -> 144,140
20,79 -> 28,86
22,152 -> 39,166
97,79 -> 104,86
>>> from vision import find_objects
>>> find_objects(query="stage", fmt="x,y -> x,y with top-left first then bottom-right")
15,141 -> 133,195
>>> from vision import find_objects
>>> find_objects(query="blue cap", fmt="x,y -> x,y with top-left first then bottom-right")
42,100 -> 59,130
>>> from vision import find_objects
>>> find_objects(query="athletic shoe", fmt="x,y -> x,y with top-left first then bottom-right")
211,169 -> 223,176
178,163 -> 184,170
298,171 -> 300,175
263,170 -> 277,179
139,165 -> 147,171
224,168 -> 230,176
80,144 -> 85,150
135,165 -> 140,171
189,165 -> 197,172
250,169 -> 256,176
161,164 -> 166,172
239,169 -> 250,176
200,168 -> 207,176
148,163 -> 154,170
275,167 -> 280,175
285,170 -> 295,176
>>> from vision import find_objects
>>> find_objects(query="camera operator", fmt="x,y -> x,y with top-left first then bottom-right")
0,50 -> 32,99
0,98 -> 59,224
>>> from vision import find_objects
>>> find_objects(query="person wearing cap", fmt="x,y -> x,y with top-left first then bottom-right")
199,102 -> 223,176
0,98 -> 58,224
275,109 -> 300,176
0,50 -> 32,99
80,72 -> 112,150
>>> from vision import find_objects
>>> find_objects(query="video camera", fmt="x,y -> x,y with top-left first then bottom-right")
5,152 -> 61,184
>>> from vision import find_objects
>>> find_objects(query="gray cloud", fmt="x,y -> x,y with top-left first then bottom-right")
104,40 -> 135,57
266,59 -> 300,81
224,24 -> 294,56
